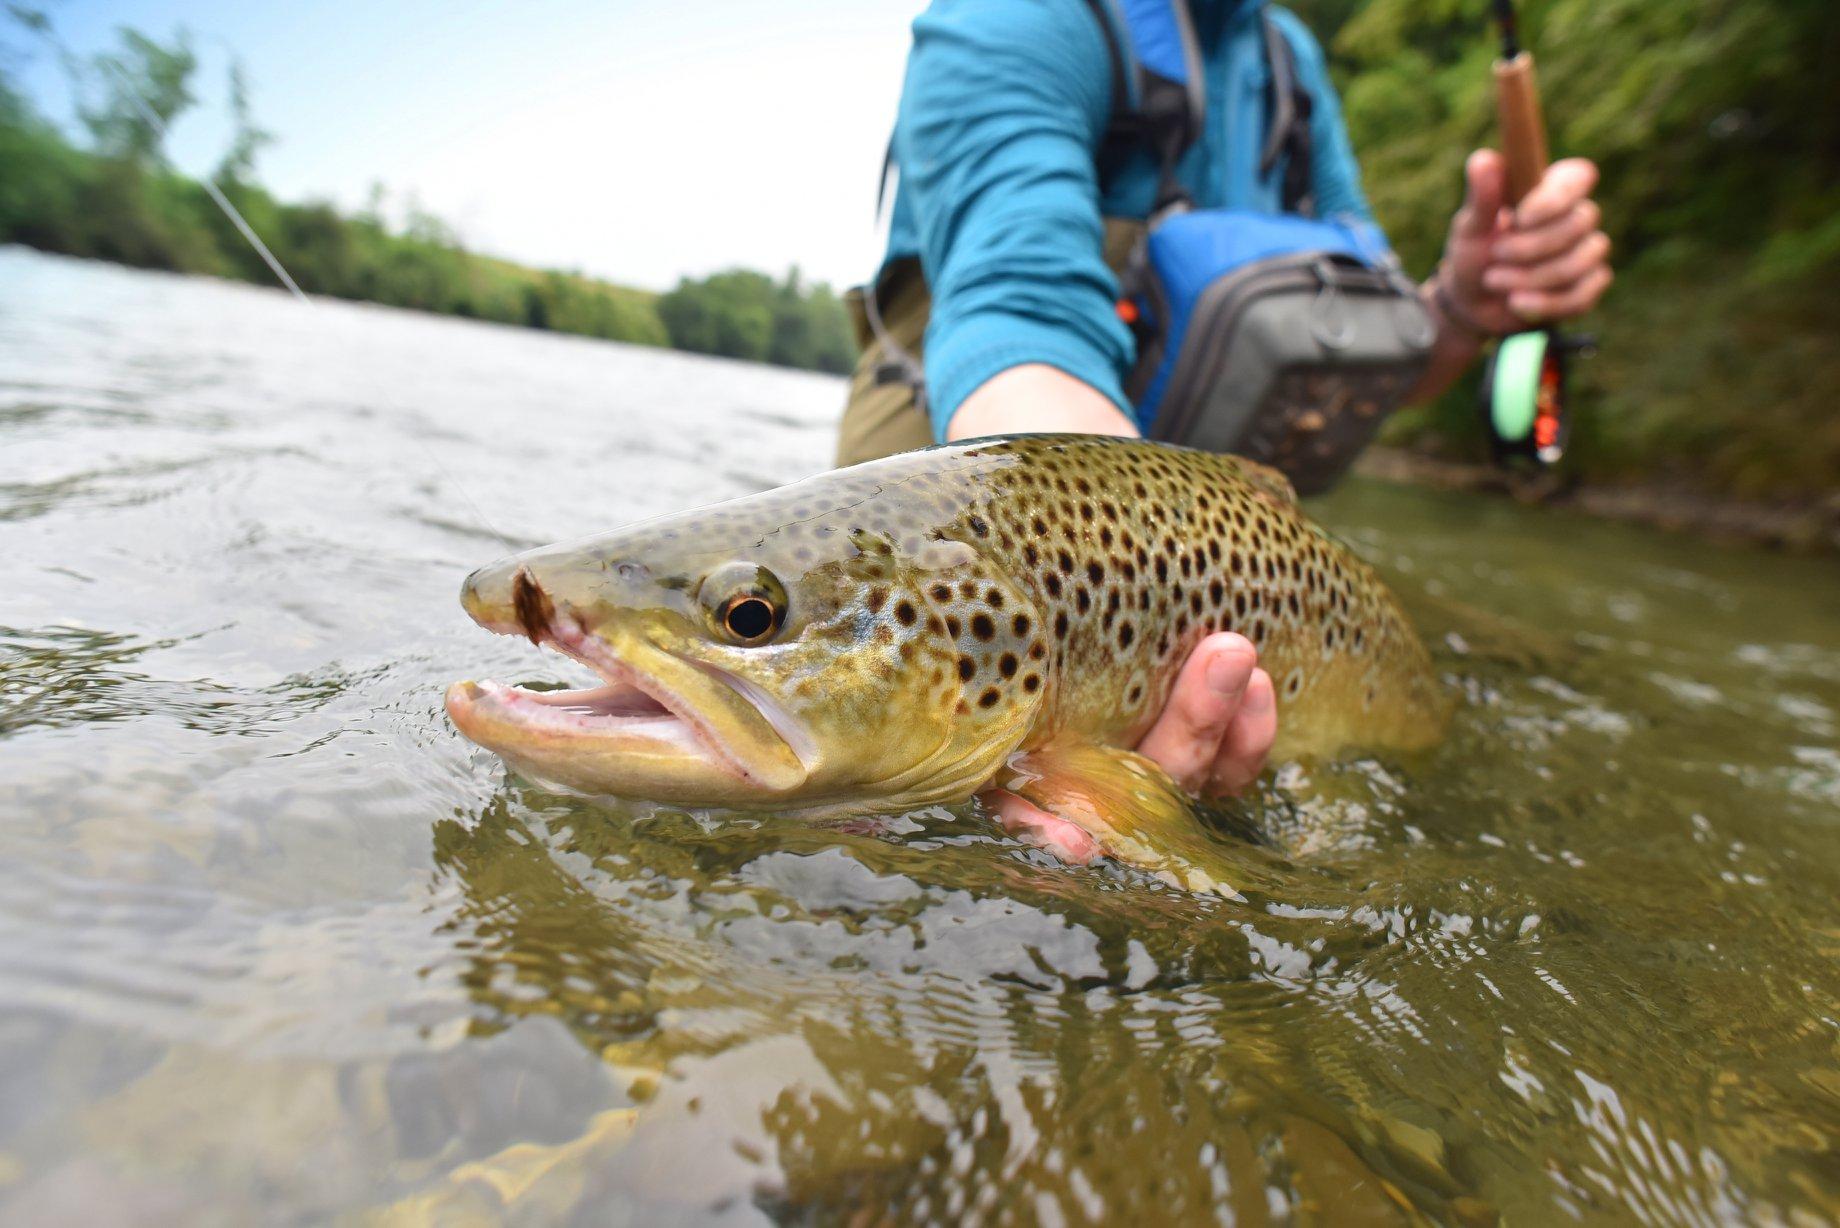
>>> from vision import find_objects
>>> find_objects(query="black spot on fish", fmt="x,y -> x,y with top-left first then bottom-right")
999,653 -> 1018,678
978,688 -> 1000,709
958,656 -> 975,681
895,600 -> 917,626
971,613 -> 995,641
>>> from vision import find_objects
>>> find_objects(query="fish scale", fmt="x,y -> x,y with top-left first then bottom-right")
449,435 -> 1447,857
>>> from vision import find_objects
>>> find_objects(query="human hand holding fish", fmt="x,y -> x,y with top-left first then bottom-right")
983,632 -> 1276,864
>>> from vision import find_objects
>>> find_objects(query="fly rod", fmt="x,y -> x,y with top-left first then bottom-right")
1480,0 -> 1592,467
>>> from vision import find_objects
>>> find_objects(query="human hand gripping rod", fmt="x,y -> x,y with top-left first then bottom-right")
1481,0 -> 1590,467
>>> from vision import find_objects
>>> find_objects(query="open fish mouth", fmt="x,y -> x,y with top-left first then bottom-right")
446,596 -> 809,801
450,633 -> 712,761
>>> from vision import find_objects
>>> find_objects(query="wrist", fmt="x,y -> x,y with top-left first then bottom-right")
1427,266 -> 1499,342
946,364 -> 1140,442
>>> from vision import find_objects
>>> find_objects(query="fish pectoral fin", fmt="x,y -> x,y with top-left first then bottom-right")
992,741 -> 1243,899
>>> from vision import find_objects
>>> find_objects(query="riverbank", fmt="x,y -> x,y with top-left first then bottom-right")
0,66 -> 854,374
1358,447 -> 1840,554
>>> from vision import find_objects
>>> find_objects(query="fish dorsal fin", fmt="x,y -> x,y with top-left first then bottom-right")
1221,455 -> 1299,507
994,740 -> 1244,898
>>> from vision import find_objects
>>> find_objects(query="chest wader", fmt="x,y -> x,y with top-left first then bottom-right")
835,220 -> 1147,469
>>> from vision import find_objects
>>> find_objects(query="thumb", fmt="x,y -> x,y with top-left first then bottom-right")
1452,149 -> 1507,240
1134,633 -> 1257,792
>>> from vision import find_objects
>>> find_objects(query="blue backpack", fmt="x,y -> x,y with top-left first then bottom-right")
1091,0 -> 1436,493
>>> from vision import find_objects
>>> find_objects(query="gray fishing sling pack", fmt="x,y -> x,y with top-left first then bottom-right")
1128,235 -> 1437,493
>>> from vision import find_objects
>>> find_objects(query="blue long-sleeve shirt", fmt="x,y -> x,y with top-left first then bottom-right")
879,0 -> 1376,439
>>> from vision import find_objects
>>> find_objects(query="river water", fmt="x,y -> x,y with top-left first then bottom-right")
1,247 -> 1836,1225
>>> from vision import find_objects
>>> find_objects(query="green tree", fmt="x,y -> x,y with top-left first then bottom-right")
800,282 -> 856,375
77,26 -> 196,166
213,58 -> 271,186
659,267 -> 856,373
658,269 -> 776,361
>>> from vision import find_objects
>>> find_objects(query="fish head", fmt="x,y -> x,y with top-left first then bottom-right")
446,467 -> 1043,811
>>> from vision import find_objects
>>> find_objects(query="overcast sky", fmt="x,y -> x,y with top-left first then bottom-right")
11,0 -> 921,290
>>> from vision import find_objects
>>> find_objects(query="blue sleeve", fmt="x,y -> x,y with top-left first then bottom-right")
894,0 -> 1138,440
1269,9 -> 1374,226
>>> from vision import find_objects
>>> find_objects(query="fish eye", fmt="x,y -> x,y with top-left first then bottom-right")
722,595 -> 776,642
700,562 -> 787,646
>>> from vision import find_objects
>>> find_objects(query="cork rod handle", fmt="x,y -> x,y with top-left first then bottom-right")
1493,51 -> 1549,206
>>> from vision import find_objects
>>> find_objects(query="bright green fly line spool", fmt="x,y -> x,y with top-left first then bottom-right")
1483,328 -> 1573,465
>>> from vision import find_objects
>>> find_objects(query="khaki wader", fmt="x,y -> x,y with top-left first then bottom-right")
834,220 -> 1148,469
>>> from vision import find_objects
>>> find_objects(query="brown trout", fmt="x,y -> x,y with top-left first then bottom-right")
447,436 -> 1446,883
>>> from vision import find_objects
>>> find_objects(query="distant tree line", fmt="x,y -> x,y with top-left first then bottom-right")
0,19 -> 857,375
657,268 -> 855,374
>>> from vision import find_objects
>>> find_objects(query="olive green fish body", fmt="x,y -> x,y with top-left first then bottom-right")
448,437 -> 1445,843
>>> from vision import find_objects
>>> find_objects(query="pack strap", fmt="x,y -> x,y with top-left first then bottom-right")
1090,2 -> 1317,217
1259,12 -> 1315,216
1091,0 -> 1204,215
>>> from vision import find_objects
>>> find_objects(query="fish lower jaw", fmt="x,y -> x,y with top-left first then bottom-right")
445,677 -> 786,803
448,616 -> 809,797
450,679 -> 711,752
